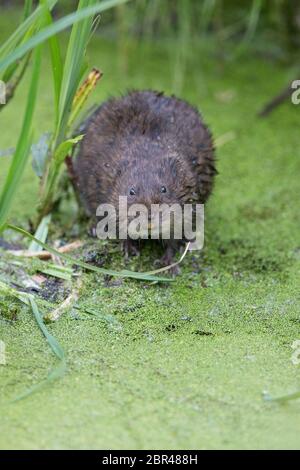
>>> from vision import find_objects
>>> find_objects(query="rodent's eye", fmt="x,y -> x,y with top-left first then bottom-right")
160,186 -> 167,194
129,188 -> 136,196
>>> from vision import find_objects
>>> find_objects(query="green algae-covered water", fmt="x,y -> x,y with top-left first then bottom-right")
0,11 -> 300,450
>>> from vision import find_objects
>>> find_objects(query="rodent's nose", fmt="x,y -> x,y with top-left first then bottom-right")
136,197 -> 153,210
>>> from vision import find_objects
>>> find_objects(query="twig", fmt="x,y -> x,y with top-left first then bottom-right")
8,240 -> 84,260
44,278 -> 82,322
258,79 -> 299,117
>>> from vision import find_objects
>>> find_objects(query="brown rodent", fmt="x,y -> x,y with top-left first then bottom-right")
71,90 -> 216,269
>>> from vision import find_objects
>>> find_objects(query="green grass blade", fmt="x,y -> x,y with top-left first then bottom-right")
5,224 -> 173,283
29,297 -> 65,360
55,0 -> 96,142
0,0 -> 57,60
1,52 -> 31,101
0,0 -> 130,73
39,1 -> 104,217
29,214 -> 52,252
23,0 -> 34,20
12,359 -> 66,402
200,0 -> 217,34
39,263 -> 75,281
244,0 -> 262,43
0,281 -> 65,360
42,6 -> 63,122
264,390 -> 300,403
0,0 -> 48,94
0,282 -> 66,402
234,0 -> 263,57
0,46 -> 42,230
38,135 -> 84,215
13,296 -> 66,402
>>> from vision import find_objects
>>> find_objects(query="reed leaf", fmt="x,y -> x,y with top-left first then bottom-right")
0,280 -> 66,402
5,224 -> 173,283
0,46 -> 42,231
0,0 -> 57,61
28,214 -> 52,252
0,0 -> 130,74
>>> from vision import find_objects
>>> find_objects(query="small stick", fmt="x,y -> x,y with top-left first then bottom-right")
258,80 -> 299,117
8,240 -> 84,260
45,279 -> 82,322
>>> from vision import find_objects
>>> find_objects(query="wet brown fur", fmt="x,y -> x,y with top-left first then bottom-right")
72,90 -> 216,266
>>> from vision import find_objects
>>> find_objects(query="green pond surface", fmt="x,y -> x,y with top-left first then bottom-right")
0,10 -> 300,450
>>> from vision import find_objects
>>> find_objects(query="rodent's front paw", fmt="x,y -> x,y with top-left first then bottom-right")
122,240 -> 140,259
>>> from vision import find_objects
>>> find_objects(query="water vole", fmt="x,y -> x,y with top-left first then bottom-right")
71,90 -> 216,269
